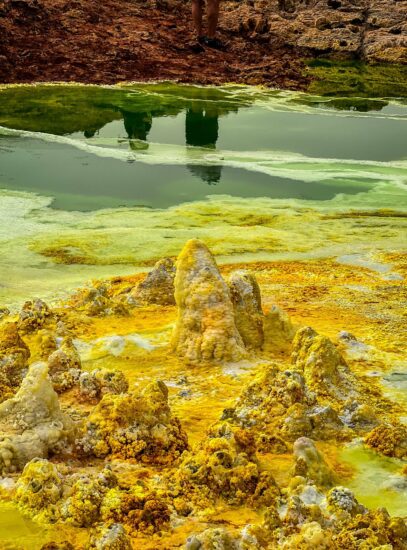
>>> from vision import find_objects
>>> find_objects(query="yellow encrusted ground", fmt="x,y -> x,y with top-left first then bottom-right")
0,247 -> 406,549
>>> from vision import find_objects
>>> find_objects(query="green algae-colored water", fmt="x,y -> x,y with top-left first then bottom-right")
0,82 -> 406,306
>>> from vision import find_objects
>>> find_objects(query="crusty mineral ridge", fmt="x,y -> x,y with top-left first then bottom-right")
0,362 -> 73,474
0,322 -> 30,390
185,528 -> 238,550
292,437 -> 334,488
171,239 -> 247,364
78,379 -> 188,463
291,326 -> 356,400
48,337 -> 82,392
130,257 -> 176,306
228,270 -> 264,349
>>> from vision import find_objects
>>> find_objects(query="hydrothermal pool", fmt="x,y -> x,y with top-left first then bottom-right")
0,82 -> 406,549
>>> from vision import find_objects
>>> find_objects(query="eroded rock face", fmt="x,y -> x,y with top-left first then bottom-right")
0,362 -> 73,474
0,322 -> 30,392
78,380 -> 188,463
171,239 -> 247,364
129,258 -> 176,306
228,270 -> 264,349
292,437 -> 334,488
291,327 -> 356,400
222,0 -> 407,64
48,337 -> 82,392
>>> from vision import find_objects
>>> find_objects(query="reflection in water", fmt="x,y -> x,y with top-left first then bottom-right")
121,110 -> 152,151
185,106 -> 222,185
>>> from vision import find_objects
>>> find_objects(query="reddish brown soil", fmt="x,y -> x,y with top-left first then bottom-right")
0,0 -> 309,88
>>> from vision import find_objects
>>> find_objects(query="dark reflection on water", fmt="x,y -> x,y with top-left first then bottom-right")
0,83 -> 405,211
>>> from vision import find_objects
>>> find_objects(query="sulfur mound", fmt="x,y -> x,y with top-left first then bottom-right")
0,322 -> 30,393
18,299 -> 53,333
101,484 -> 170,534
228,364 -> 347,447
61,467 -> 118,527
0,362 -> 73,474
48,337 -> 82,392
365,422 -> 407,459
228,270 -> 264,349
79,368 -> 129,401
71,282 -> 128,317
291,327 -> 356,401
15,458 -> 64,522
78,380 -> 187,463
129,257 -> 176,306
292,437 -> 334,488
88,524 -> 133,550
171,422 -> 279,509
171,239 -> 247,364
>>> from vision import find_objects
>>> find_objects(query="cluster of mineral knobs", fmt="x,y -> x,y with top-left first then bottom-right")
0,239 -> 406,549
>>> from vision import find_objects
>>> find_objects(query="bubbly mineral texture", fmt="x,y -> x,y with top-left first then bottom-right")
171,239 -> 247,364
291,326 -> 356,400
78,380 -> 188,463
15,458 -> 64,522
129,257 -> 176,306
171,422 -> 279,509
18,299 -> 53,333
88,524 -> 133,550
0,362 -> 73,474
0,322 -> 30,393
48,337 -> 82,392
79,368 -> 129,401
228,270 -> 264,349
365,422 -> 407,459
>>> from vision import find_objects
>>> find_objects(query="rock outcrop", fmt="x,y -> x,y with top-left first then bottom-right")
171,422 -> 279,509
48,337 -> 82,392
78,380 -> 188,463
129,258 -> 176,306
222,0 -> 407,64
0,362 -> 73,474
291,327 -> 356,400
0,322 -> 30,395
79,368 -> 129,401
228,270 -> 264,349
18,299 -> 53,333
171,240 -> 247,364
292,437 -> 334,488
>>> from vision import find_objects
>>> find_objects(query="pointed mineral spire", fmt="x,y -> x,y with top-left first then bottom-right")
228,270 -> 264,349
171,239 -> 247,364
